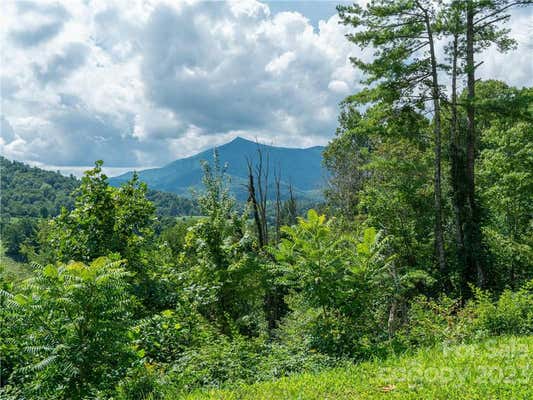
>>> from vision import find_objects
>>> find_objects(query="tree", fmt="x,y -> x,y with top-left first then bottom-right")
338,0 -> 447,272
37,161 -> 155,269
274,209 -> 412,356
474,83 -> 533,289
323,103 -> 371,220
443,0 -> 532,290
246,149 -> 270,248
181,152 -> 265,336
1,257 -> 135,399
1,217 -> 38,261
325,102 -> 435,276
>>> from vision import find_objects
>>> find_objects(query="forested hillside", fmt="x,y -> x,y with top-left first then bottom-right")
0,157 -> 198,260
1,1 -> 532,400
0,157 -> 79,219
1,157 -> 198,219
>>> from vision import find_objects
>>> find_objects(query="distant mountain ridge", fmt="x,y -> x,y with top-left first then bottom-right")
109,137 -> 326,200
0,156 -> 197,218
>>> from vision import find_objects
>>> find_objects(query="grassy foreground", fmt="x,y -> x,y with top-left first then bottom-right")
180,336 -> 532,400
0,243 -> 31,282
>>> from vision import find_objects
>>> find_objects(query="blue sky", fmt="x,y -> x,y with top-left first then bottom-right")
265,1 -> 351,27
1,0 -> 531,175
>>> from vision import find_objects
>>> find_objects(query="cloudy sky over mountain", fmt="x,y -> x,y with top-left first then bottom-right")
1,0 -> 532,172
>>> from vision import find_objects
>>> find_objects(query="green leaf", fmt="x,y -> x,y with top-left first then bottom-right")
43,264 -> 58,278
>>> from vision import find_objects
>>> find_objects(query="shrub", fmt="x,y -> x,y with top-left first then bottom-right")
130,305 -> 216,365
1,257 -> 136,399
114,364 -> 165,400
467,282 -> 533,336
272,210 -> 395,358
397,295 -> 469,348
399,280 -> 533,348
146,332 -> 334,395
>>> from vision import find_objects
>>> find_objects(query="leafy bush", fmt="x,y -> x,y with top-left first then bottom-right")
156,334 -> 334,395
131,305 -> 216,365
273,210 -> 395,358
179,155 -> 266,336
167,334 -> 264,392
397,295 -> 469,348
399,280 -> 533,348
114,364 -> 165,400
467,282 -> 533,336
1,257 -> 136,399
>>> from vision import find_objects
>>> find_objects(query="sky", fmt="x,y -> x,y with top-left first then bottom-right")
1,0 -> 532,175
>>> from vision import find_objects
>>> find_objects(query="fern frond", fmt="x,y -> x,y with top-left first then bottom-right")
21,355 -> 58,372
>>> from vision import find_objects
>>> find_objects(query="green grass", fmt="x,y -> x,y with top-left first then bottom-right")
180,336 -> 532,400
0,242 -> 32,281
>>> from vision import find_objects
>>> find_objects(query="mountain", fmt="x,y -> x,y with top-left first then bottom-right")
109,137 -> 326,200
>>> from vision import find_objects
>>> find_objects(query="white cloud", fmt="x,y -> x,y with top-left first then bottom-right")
328,80 -> 350,94
476,8 -> 533,87
0,0 -> 531,169
265,51 -> 296,75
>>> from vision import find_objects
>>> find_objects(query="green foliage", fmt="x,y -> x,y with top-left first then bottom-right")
182,336 -> 533,400
3,70 -> 533,399
114,363 -> 165,400
397,295 -> 470,348
0,242 -> 32,281
467,283 -> 533,336
324,102 -> 436,279
1,257 -> 135,399
146,189 -> 199,217
358,135 -> 435,272
26,161 -> 168,311
0,217 -> 39,261
478,117 -> 533,288
273,210 -> 396,357
158,218 -> 198,257
337,0 -> 441,108
0,157 -> 78,219
0,266 -> 26,387
41,161 -> 155,265
156,335 -> 333,396
179,153 -> 266,336
0,155 -> 198,224
399,280 -> 533,348
323,105 -> 371,219
131,306 -> 215,365
167,334 -> 265,392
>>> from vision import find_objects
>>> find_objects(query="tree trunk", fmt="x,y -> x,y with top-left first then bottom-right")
275,172 -> 282,243
426,13 -> 446,273
465,3 -> 485,289
450,32 -> 467,287
247,164 -> 264,248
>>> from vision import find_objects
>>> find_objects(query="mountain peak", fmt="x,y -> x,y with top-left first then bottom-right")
227,136 -> 256,145
109,136 -> 326,200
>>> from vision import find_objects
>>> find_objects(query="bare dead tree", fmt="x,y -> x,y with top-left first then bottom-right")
284,180 -> 298,226
246,158 -> 265,248
274,167 -> 282,244
245,143 -> 272,247
254,143 -> 269,245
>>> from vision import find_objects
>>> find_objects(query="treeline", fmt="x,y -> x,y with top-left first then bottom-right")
0,157 -> 79,219
329,0 -> 533,294
0,157 -> 199,260
1,157 -> 198,220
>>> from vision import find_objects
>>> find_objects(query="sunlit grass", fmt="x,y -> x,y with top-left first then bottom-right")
0,241 -> 31,281
180,335 -> 532,400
